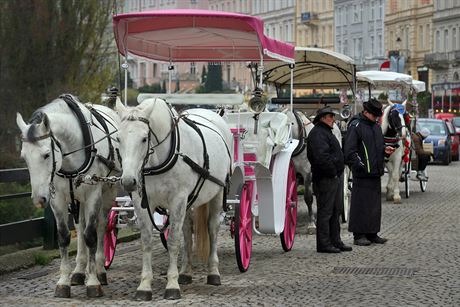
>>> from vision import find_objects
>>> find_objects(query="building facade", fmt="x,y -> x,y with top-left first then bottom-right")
297,0 -> 334,50
334,0 -> 385,70
386,0 -> 433,89
425,0 -> 460,111
119,0 -> 209,91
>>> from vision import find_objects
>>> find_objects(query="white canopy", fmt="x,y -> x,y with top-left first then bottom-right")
263,47 -> 356,89
357,70 -> 413,91
412,79 -> 426,93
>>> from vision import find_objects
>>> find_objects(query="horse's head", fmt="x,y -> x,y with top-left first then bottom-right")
383,100 -> 407,138
116,99 -> 156,192
16,112 -> 63,207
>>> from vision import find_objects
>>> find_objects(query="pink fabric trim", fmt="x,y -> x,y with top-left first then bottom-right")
113,9 -> 294,62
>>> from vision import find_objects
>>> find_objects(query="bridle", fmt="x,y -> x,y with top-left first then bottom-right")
23,94 -> 119,223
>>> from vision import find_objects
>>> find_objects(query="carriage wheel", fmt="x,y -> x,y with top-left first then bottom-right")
104,210 -> 118,269
234,183 -> 253,272
404,161 -> 410,199
420,169 -> 428,192
160,215 -> 169,250
280,161 -> 298,252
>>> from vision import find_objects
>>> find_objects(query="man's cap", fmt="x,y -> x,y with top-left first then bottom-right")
363,98 -> 383,117
313,106 -> 339,124
420,127 -> 430,138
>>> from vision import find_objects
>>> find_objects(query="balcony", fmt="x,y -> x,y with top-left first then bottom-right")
424,52 -> 449,69
300,12 -> 318,25
455,50 -> 460,63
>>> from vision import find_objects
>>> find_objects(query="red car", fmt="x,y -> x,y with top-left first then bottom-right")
445,120 -> 459,161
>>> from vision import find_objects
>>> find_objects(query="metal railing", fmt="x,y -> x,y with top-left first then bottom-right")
0,168 -> 59,249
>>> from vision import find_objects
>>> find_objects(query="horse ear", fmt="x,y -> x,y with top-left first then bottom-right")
42,113 -> 50,130
115,98 -> 127,117
16,113 -> 28,133
402,99 -> 407,106
139,99 -> 155,118
387,98 -> 394,106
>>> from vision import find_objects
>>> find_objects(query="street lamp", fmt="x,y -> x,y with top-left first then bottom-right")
395,37 -> 402,73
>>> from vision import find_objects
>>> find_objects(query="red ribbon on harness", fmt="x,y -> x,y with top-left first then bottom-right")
403,139 -> 410,163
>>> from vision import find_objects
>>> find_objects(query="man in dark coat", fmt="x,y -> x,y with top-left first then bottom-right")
344,98 -> 395,246
307,106 -> 351,253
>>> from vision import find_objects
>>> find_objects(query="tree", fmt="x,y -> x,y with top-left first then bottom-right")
0,0 -> 117,167
204,63 -> 223,92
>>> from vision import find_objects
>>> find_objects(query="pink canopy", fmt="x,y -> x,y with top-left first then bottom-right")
113,9 -> 294,63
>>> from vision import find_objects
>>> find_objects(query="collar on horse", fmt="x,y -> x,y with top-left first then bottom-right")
291,110 -> 309,157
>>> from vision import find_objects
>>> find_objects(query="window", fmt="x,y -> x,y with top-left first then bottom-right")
371,36 -> 375,56
379,0 -> 383,20
371,1 -> 375,20
436,30 -> 441,52
353,5 -> 358,22
378,34 -> 382,55
190,63 -> 196,75
444,29 -> 449,51
426,24 -> 430,50
453,28 -> 457,51
419,25 -> 424,49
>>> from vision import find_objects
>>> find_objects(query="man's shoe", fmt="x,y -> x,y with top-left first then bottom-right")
334,243 -> 352,252
317,246 -> 341,253
353,237 -> 372,246
368,235 -> 388,244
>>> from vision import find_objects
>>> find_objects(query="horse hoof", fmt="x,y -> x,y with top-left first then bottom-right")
386,196 -> 393,201
393,199 -> 401,204
54,285 -> 71,298
164,288 -> 181,300
207,275 -> 221,286
135,290 -> 152,301
178,274 -> 192,284
71,273 -> 85,286
87,285 -> 104,298
97,273 -> 108,285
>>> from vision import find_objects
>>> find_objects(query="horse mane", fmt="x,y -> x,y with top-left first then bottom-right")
25,95 -> 82,142
381,104 -> 392,135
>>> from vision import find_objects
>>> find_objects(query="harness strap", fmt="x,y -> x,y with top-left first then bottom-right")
292,110 -> 306,157
67,178 -> 80,224
57,94 -> 96,178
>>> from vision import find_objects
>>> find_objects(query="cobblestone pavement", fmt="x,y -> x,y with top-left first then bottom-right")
0,163 -> 459,306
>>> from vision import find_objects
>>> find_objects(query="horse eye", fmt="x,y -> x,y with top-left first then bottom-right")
43,153 -> 50,160
142,137 -> 147,143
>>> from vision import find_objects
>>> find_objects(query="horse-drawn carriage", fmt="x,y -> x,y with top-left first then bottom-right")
357,70 -> 427,201
261,47 -> 358,223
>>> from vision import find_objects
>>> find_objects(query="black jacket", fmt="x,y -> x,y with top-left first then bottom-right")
344,113 -> 385,178
307,121 -> 345,182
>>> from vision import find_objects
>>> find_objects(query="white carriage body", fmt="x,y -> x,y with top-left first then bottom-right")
224,111 -> 298,234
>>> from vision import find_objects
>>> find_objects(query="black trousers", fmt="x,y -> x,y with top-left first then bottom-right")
418,154 -> 430,171
313,176 -> 342,249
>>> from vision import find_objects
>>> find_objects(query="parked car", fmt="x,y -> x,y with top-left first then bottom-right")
435,113 -> 455,122
417,118 -> 452,165
453,117 -> 460,135
445,120 -> 459,161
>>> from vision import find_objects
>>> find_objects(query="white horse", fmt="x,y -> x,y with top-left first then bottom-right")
115,98 -> 232,300
283,110 -> 315,229
381,100 -> 408,204
16,94 -> 120,298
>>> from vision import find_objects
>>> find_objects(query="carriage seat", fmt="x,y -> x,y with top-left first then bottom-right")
257,113 -> 290,167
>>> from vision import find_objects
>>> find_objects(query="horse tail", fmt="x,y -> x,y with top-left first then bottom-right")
193,203 -> 210,263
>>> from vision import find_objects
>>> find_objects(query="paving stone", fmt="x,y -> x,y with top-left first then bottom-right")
0,163 -> 459,306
